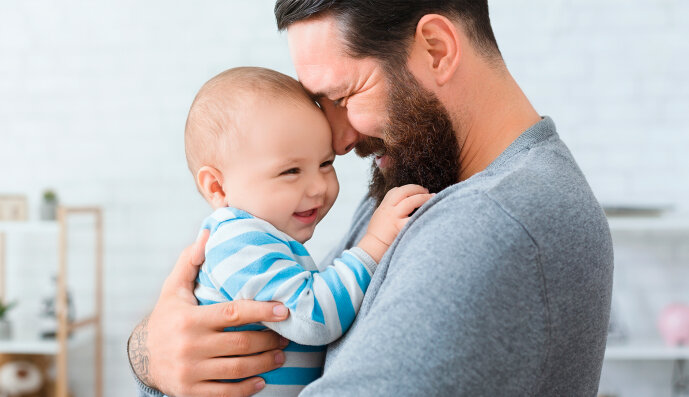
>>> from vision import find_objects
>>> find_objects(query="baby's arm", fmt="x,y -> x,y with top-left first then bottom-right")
199,224 -> 372,345
200,185 -> 432,345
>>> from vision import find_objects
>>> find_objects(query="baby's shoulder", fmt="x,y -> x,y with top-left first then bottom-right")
201,207 -> 256,233
203,207 -> 298,249
201,207 -> 316,270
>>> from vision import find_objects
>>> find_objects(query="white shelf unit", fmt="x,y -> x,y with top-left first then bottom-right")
0,332 -> 93,355
607,215 -> 689,233
605,214 -> 689,361
0,340 -> 62,355
604,213 -> 689,394
0,207 -> 103,397
0,221 -> 59,234
605,341 -> 689,361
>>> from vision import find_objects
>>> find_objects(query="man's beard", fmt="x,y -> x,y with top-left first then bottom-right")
355,68 -> 461,206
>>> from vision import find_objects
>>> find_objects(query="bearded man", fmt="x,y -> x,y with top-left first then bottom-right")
129,1 -> 613,396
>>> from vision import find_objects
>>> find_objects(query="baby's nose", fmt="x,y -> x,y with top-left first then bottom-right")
307,174 -> 328,197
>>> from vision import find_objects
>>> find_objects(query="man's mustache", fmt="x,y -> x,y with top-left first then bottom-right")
354,136 -> 386,158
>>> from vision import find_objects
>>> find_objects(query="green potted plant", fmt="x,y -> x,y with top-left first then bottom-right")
40,189 -> 58,221
0,299 -> 16,339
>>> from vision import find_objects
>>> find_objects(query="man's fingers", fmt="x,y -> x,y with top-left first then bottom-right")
199,350 -> 286,381
395,193 -> 435,216
202,330 -> 288,357
196,300 -> 290,329
383,184 -> 430,205
191,378 -> 267,397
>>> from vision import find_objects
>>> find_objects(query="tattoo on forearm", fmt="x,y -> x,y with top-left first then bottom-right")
129,315 -> 154,387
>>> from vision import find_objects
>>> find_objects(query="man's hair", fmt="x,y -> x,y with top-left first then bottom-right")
184,66 -> 313,178
274,0 -> 501,67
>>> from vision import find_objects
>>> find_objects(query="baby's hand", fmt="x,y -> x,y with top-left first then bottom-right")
357,184 -> 434,263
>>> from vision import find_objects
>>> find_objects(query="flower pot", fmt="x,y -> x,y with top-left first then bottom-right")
40,200 -> 57,221
0,318 -> 11,340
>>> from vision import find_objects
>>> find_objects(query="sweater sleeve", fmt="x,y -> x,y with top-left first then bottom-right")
199,219 -> 378,346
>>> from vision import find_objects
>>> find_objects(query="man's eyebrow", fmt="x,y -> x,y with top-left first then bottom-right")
305,85 -> 348,101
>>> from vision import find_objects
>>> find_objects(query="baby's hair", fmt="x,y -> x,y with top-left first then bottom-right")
184,66 -> 316,179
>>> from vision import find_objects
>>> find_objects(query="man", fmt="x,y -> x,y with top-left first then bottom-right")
130,1 -> 614,396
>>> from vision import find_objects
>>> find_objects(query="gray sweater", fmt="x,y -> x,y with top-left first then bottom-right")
136,116 -> 613,396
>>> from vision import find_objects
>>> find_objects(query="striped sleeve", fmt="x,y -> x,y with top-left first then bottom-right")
203,218 -> 377,346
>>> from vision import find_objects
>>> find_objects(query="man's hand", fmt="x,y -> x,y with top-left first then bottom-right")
357,184 -> 434,262
128,230 -> 290,397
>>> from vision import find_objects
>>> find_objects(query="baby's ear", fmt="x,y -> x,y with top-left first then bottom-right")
196,166 -> 227,208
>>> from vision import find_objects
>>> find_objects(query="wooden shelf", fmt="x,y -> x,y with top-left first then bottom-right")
0,340 -> 60,355
605,340 -> 689,360
0,334 -> 91,355
0,221 -> 58,233
0,206 -> 103,397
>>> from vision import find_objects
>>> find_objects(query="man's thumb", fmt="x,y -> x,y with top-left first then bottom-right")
163,229 -> 210,299
191,229 -> 210,267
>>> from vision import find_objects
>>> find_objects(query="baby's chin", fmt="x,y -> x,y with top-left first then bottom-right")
290,215 -> 327,244
287,223 -> 319,244
294,229 -> 315,244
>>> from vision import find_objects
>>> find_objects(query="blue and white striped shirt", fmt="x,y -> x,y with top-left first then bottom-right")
194,207 -> 377,395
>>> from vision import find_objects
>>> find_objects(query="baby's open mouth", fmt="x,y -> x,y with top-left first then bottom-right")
293,208 -> 319,224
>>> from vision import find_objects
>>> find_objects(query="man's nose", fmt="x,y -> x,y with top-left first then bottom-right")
322,101 -> 359,155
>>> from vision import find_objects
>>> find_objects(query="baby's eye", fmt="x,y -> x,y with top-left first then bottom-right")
320,160 -> 334,168
280,168 -> 300,176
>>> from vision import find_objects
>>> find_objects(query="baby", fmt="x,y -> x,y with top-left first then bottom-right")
185,67 -> 431,395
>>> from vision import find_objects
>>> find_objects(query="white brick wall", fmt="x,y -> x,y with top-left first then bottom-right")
491,0 -> 689,209
1,1 -> 686,395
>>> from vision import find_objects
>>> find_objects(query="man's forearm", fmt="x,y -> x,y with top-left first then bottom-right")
128,315 -> 155,388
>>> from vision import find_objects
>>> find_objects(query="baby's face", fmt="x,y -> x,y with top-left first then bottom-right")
220,100 -> 339,243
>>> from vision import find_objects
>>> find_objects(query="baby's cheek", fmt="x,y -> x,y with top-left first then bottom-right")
326,176 -> 339,210
331,176 -> 340,201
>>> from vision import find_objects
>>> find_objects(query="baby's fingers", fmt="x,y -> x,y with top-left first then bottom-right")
395,193 -> 435,217
383,184 -> 430,206
397,216 -> 412,231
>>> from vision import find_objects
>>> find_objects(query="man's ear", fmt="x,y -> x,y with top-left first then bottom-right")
196,166 -> 227,208
411,14 -> 461,86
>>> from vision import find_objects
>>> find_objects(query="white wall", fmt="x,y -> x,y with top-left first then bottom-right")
1,1 -> 687,395
491,0 -> 689,209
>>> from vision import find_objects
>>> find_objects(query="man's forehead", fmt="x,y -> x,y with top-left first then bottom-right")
287,16 -> 350,95
287,15 -> 341,59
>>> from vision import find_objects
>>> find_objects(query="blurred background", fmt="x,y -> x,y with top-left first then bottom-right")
0,0 -> 688,395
